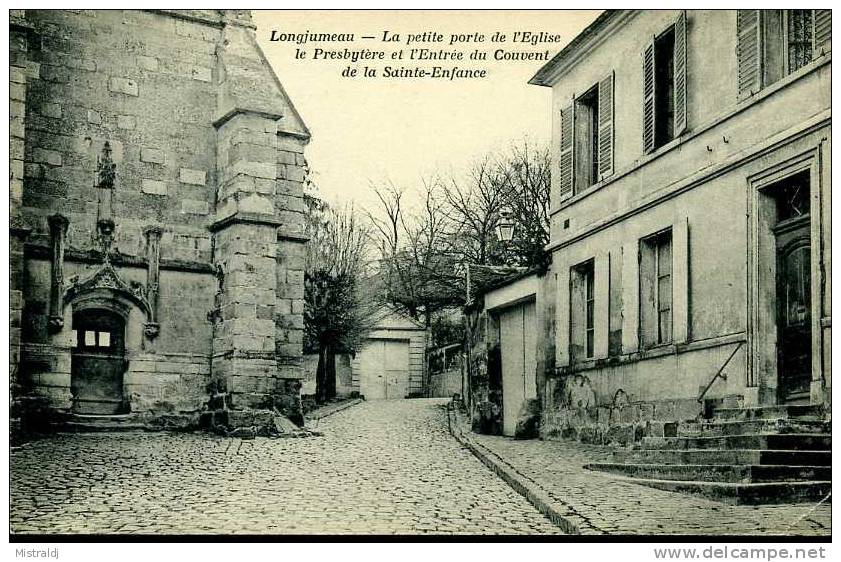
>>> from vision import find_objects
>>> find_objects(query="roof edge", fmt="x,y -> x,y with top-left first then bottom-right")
529,10 -> 635,87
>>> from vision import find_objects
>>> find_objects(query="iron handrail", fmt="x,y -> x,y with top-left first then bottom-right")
697,340 -> 744,404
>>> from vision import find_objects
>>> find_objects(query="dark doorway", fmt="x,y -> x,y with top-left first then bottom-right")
71,309 -> 128,414
771,171 -> 812,404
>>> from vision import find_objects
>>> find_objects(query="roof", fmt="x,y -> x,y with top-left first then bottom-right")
529,10 -> 627,87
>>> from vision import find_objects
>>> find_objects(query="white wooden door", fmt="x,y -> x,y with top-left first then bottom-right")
384,339 -> 410,399
500,301 -> 537,436
358,341 -> 386,400
358,339 -> 410,400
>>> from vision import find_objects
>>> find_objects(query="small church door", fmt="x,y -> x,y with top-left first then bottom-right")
71,309 -> 128,414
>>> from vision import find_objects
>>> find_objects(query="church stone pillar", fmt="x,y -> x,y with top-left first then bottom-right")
210,110 -> 292,430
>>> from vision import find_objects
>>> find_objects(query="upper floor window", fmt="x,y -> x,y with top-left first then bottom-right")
737,10 -> 831,100
557,73 -> 614,203
643,11 -> 688,154
575,85 -> 600,190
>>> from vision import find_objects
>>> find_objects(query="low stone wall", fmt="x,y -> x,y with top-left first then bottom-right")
540,373 -> 703,446
301,352 -> 353,397
427,367 -> 462,398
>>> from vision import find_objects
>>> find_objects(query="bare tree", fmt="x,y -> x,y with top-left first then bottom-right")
496,141 -> 551,268
304,191 -> 378,403
368,179 -> 461,327
367,139 -> 551,342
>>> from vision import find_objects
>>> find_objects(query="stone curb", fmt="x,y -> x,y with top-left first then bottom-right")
446,403 -> 604,536
305,398 -> 364,422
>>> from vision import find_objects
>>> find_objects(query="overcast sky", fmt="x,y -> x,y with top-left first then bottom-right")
254,10 -> 600,212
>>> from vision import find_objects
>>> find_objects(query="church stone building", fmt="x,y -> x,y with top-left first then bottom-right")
10,10 -> 310,431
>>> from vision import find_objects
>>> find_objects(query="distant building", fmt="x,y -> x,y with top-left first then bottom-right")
528,9 -> 830,439
352,308 -> 427,400
10,10 -> 310,431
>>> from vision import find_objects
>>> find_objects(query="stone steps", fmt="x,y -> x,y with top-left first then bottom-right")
588,403 -> 831,503
614,448 -> 831,466
639,433 -> 831,451
712,404 -> 825,421
678,418 -> 830,437
586,462 -> 831,483
55,413 -> 149,433
615,478 -> 832,505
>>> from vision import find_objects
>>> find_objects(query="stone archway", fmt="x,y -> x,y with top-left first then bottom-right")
61,261 -> 155,415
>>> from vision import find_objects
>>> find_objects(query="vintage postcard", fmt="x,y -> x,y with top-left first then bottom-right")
6,6 -> 832,549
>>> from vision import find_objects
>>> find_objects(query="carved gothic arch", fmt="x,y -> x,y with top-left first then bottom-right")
63,261 -> 159,338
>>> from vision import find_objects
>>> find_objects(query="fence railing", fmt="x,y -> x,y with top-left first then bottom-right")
697,341 -> 744,404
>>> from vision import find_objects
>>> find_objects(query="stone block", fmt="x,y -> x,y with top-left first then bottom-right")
190,65 -> 212,82
229,160 -> 276,180
117,115 -> 136,129
32,148 -> 62,166
37,103 -> 62,119
10,83 -> 25,102
179,168 -> 206,185
108,76 -> 139,97
141,179 -> 167,195
10,101 -> 25,120
140,147 -> 165,164
10,66 -> 25,84
87,110 -> 102,124
40,64 -> 70,83
181,200 -> 209,215
137,55 -> 158,71
25,61 -> 40,79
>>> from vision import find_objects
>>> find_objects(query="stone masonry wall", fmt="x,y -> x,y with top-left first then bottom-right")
14,9 -> 309,430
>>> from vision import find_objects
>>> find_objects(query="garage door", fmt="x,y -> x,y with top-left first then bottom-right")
358,339 -> 410,400
499,301 -> 537,436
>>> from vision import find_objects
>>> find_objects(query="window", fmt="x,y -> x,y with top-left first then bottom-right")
774,170 -> 810,223
737,10 -> 831,100
574,85 -> 600,191
763,10 -> 813,86
639,230 -> 673,348
570,260 -> 595,361
557,73 -> 614,202
77,330 -> 113,349
643,12 -> 687,153
654,27 -> 675,147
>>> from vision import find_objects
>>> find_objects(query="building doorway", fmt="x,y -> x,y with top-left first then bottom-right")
70,309 -> 128,414
772,172 -> 812,404
357,339 -> 410,400
498,300 -> 537,436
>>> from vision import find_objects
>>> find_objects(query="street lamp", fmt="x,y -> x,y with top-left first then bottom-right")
496,208 -> 515,242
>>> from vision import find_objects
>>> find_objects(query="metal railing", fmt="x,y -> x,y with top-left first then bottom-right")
697,340 -> 744,404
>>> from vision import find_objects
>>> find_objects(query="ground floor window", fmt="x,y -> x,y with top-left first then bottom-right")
570,259 -> 595,361
639,229 -> 673,348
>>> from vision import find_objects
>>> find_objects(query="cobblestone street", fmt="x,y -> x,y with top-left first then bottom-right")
10,399 -> 562,535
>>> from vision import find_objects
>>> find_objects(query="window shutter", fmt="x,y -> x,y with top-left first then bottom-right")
597,71 -> 615,180
642,40 -> 656,154
813,10 -> 831,56
673,10 -> 688,136
638,239 -> 658,349
736,10 -> 761,100
558,103 -> 575,201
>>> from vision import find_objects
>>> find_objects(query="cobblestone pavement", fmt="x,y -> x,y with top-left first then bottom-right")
10,399 -> 562,535
467,431 -> 831,536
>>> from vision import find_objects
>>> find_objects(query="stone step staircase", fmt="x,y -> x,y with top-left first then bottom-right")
586,403 -> 831,505
55,413 -> 149,433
